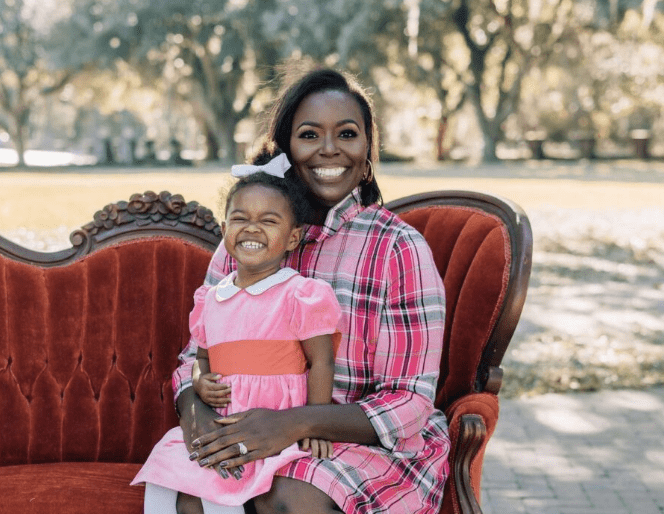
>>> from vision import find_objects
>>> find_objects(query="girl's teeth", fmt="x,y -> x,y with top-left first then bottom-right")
240,241 -> 264,249
313,167 -> 345,178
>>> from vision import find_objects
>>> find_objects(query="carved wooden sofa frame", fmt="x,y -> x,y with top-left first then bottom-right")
0,189 -> 531,514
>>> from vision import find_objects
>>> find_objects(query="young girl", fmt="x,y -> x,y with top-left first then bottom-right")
132,152 -> 341,514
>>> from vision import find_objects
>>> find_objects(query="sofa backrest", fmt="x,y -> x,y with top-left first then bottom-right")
386,191 -> 532,409
0,191 -> 221,467
0,238 -> 213,466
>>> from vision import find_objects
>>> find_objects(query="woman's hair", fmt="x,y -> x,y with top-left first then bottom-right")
255,68 -> 382,207
224,149 -> 310,226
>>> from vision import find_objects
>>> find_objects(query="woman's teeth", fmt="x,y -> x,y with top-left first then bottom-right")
240,241 -> 264,249
313,167 -> 345,178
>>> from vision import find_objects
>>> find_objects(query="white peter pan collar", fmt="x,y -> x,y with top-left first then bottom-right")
215,267 -> 299,301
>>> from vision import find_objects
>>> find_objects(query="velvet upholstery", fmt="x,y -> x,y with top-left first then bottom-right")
398,206 -> 508,514
0,238 -> 211,470
443,393 -> 500,512
398,206 -> 509,407
0,463 -> 143,513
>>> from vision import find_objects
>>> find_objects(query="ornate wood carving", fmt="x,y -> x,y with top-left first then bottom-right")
82,191 -> 219,235
71,191 -> 221,253
0,191 -> 222,267
454,414 -> 487,514
476,366 -> 504,395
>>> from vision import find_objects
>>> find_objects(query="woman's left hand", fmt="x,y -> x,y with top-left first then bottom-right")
189,408 -> 300,470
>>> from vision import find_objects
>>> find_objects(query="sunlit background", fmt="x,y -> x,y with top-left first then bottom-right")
1,0 -> 664,168
3,5 -> 664,508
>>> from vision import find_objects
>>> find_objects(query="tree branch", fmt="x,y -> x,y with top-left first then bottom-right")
496,59 -> 526,125
452,0 -> 476,53
236,92 -> 256,120
496,42 -> 514,114
41,72 -> 75,96
446,88 -> 468,116
0,82 -> 11,109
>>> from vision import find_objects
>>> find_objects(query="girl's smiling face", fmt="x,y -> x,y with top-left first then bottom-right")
289,90 -> 369,208
223,184 -> 301,287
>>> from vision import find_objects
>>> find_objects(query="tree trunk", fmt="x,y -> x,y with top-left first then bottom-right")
216,122 -> 238,164
11,124 -> 26,167
204,122 -> 220,161
482,131 -> 500,162
201,118 -> 237,164
436,117 -> 448,160
468,90 -> 501,162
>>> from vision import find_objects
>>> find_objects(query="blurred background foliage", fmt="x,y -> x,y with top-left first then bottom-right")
1,0 -> 663,166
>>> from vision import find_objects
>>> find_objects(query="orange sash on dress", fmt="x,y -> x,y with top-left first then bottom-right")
207,333 -> 341,376
208,340 -> 307,376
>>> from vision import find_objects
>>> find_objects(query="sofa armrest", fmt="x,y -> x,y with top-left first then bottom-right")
441,392 -> 500,514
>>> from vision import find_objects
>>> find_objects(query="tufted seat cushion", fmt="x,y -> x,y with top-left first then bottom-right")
0,462 -> 144,513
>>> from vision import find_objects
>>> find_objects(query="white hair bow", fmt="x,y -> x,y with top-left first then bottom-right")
230,153 -> 291,178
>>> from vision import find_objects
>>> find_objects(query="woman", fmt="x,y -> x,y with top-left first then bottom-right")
172,68 -> 450,514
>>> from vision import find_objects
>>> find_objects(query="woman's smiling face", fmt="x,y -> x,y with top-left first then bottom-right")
289,90 -> 368,207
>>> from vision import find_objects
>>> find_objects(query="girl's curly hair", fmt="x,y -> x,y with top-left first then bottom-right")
224,149 -> 311,226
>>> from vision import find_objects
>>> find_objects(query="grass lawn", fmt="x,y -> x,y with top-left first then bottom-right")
2,163 -> 664,231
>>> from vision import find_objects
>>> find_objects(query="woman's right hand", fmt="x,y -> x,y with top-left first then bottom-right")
177,387 -> 244,480
189,408 -> 299,471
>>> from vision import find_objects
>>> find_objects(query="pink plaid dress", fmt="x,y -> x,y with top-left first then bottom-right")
173,188 -> 450,513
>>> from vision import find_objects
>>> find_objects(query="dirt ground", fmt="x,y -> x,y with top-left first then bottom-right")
2,159 -> 663,398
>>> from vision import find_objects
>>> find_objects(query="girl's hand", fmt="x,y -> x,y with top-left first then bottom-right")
189,408 -> 301,471
300,438 -> 334,459
193,372 -> 231,408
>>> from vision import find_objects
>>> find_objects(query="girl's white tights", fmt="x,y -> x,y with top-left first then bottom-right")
144,483 -> 245,514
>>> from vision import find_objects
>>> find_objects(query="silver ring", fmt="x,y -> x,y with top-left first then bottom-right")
237,442 -> 248,455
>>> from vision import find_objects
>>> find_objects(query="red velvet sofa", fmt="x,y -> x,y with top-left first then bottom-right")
0,190 -> 531,514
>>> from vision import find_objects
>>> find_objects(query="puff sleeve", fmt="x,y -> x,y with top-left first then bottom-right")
290,278 -> 341,341
188,284 -> 212,349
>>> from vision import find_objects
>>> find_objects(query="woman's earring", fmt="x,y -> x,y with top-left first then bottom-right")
364,160 -> 374,183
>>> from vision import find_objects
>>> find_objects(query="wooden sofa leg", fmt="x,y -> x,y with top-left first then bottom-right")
454,414 -> 487,514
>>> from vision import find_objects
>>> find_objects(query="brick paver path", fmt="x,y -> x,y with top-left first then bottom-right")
482,387 -> 664,514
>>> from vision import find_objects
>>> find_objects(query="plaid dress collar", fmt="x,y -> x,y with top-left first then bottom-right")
301,188 -> 364,244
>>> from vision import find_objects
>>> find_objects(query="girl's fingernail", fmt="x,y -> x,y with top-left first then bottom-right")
199,458 -> 209,467
192,439 -> 201,448
219,461 -> 229,468
233,470 -> 242,480
238,465 -> 244,472
189,452 -> 199,461
218,467 -> 229,479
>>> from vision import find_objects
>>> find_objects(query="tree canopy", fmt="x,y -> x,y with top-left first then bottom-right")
1,0 -> 663,165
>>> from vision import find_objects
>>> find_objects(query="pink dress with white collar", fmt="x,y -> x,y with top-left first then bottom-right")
131,267 -> 341,506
